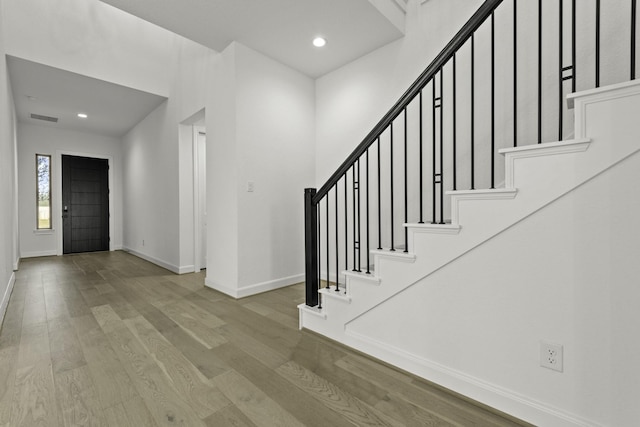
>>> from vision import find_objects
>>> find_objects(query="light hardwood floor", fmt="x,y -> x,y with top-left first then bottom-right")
0,251 -> 532,426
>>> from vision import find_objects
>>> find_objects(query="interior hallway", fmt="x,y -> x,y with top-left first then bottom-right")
0,251 -> 529,426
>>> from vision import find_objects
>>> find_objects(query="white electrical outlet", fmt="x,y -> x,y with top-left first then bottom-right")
247,181 -> 255,192
540,341 -> 563,372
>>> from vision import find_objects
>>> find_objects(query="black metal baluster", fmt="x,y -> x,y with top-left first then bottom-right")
336,184 -> 339,291
404,108 -> 408,252
471,34 -> 476,188
439,70 -> 444,224
352,165 -> 357,271
419,91 -> 424,223
325,196 -> 329,289
317,202 -> 321,308
353,159 -> 362,273
559,0 -> 564,141
513,0 -> 518,147
431,71 -> 444,224
453,54 -> 457,190
596,0 -> 600,87
343,173 -> 347,287
432,77 -> 437,223
572,0 -> 576,93
491,11 -> 495,189
538,0 -> 543,144
377,137 -> 382,250
557,0 -> 575,135
633,0 -> 637,80
390,123 -> 395,251
357,159 -> 361,271
366,149 -> 371,274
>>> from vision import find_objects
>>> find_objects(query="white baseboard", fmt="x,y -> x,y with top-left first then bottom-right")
13,257 -> 19,271
205,273 -> 304,299
0,272 -> 16,328
204,278 -> 237,297
20,250 -> 57,258
122,247 -> 186,275
344,329 -> 601,427
237,274 -> 304,298
178,265 -> 195,275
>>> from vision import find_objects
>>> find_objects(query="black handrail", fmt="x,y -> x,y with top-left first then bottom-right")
313,0 -> 503,204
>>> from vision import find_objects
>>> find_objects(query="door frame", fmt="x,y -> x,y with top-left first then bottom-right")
54,150 -> 114,256
192,126 -> 206,272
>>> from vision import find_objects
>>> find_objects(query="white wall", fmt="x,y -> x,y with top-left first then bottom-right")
0,3 -> 18,324
207,44 -> 239,289
122,37 -> 214,274
349,148 -> 640,426
1,0 -> 178,96
235,43 -> 316,291
315,0 -> 483,185
122,102 -> 176,268
206,42 -> 315,297
16,123 -> 123,257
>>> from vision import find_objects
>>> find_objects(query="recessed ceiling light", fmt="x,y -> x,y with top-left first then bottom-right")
313,37 -> 327,48
77,113 -> 88,119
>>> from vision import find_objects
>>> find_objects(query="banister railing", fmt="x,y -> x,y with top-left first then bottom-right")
304,0 -> 639,308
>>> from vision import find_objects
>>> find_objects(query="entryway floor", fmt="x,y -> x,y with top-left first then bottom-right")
0,251 -> 531,426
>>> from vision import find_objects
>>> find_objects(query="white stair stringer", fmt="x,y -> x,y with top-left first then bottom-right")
299,80 -> 640,426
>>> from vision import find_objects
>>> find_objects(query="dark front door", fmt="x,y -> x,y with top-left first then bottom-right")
62,155 -> 109,254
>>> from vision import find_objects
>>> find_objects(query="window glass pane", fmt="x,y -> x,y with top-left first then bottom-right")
37,154 -> 51,229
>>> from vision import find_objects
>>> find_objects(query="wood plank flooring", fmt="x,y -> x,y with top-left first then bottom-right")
0,251 -> 532,426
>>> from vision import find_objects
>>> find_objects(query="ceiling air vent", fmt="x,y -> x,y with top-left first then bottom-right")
30,113 -> 58,123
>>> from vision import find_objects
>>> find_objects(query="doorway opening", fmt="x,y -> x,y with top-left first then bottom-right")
194,126 -> 206,271
181,108 -> 207,272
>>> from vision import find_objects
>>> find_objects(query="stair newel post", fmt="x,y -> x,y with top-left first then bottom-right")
304,188 -> 319,307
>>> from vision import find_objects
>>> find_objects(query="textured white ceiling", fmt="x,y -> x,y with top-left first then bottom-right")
8,56 -> 167,137
98,0 -> 405,78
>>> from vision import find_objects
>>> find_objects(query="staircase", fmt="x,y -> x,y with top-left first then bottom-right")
300,1 -> 640,426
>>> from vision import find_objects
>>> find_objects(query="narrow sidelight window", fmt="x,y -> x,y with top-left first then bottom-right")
36,154 -> 51,229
